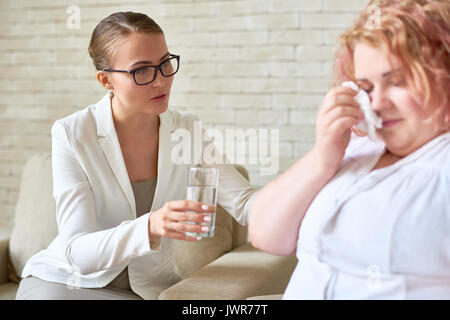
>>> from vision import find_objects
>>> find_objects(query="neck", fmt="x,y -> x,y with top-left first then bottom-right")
111,93 -> 160,140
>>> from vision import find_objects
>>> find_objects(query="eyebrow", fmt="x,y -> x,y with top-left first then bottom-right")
356,68 -> 403,82
128,52 -> 170,68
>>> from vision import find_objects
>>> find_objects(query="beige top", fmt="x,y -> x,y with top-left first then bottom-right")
108,176 -> 157,290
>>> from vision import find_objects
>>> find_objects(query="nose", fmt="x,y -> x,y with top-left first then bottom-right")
151,68 -> 165,87
369,85 -> 389,113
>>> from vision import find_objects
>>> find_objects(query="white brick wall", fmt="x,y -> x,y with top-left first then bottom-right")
0,0 -> 369,228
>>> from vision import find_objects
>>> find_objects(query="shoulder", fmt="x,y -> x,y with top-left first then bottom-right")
51,104 -> 97,144
391,134 -> 450,203
412,133 -> 450,178
396,164 -> 449,210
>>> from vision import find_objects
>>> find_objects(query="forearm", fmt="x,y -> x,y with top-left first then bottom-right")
67,213 -> 153,275
249,149 -> 335,255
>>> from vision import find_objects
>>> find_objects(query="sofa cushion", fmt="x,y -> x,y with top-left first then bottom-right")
0,282 -> 19,300
160,242 -> 297,300
9,153 -> 58,279
173,203 -> 234,279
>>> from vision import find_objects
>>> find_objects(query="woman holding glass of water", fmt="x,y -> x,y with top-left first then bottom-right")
16,12 -> 258,300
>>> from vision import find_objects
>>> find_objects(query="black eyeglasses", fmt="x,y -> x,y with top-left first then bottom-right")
102,54 -> 180,86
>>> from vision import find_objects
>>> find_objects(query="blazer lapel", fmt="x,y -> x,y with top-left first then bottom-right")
151,109 -> 177,213
94,91 -> 178,219
95,91 -> 136,218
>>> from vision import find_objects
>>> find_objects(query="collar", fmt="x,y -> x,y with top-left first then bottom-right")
95,90 -> 176,138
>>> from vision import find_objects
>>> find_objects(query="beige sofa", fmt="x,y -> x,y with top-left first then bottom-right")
0,153 -> 297,300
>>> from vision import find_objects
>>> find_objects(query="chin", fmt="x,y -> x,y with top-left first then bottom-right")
385,138 -> 417,157
146,101 -> 169,115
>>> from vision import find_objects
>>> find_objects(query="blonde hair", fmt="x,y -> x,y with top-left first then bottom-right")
88,12 -> 164,71
333,0 -> 450,129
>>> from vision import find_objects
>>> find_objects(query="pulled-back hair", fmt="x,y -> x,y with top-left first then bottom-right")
88,12 -> 164,71
333,0 -> 450,129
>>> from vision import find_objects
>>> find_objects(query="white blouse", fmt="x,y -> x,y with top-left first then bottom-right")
283,131 -> 450,300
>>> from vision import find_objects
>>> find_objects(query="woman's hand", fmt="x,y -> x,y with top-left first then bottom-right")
148,200 -> 215,242
312,86 -> 363,174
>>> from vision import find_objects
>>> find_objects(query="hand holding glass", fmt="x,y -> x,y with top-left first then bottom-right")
185,167 -> 219,238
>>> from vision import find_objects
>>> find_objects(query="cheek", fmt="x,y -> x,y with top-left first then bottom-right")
166,77 -> 174,91
388,88 -> 423,116
112,75 -> 135,94
113,76 -> 149,104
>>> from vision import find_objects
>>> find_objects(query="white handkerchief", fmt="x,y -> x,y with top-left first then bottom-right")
342,81 -> 382,141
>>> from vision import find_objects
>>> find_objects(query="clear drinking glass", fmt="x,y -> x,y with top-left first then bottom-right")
185,166 -> 219,238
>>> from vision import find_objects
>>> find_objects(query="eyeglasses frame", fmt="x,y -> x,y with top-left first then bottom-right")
101,54 -> 180,86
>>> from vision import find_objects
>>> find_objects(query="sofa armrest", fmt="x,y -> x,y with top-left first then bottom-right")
0,236 -> 10,285
159,242 -> 297,300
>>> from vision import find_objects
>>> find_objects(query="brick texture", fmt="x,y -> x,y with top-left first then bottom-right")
0,0 -> 369,228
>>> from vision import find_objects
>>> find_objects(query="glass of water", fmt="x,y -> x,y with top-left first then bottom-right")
185,166 -> 219,238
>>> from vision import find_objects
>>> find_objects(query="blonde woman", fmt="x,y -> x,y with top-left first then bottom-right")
250,0 -> 450,299
16,12 -> 257,300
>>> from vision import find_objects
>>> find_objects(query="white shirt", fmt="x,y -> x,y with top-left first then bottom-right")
21,91 -> 258,299
283,131 -> 450,299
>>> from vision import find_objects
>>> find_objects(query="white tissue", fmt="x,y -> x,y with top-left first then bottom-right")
342,81 -> 382,141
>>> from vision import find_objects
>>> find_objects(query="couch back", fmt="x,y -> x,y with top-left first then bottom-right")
8,153 -> 248,281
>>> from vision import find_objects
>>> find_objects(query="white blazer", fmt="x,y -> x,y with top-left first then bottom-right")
22,91 -> 258,299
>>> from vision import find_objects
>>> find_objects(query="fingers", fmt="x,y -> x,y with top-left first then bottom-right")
166,210 -> 212,224
322,95 -> 360,115
156,202 -> 214,241
163,220 -> 209,234
321,87 -> 358,110
351,126 -> 368,137
328,116 -> 361,135
323,106 -> 364,128
160,216 -> 209,242
167,200 -> 215,213
318,86 -> 364,133
153,200 -> 217,242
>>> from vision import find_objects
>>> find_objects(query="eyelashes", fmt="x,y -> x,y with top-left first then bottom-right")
361,87 -> 372,94
360,80 -> 405,94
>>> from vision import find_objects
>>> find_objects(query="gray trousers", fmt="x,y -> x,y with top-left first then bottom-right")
16,276 -> 143,300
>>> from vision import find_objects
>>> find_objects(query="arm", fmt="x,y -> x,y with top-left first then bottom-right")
51,121 -> 154,275
249,150 -> 335,256
249,86 -> 362,256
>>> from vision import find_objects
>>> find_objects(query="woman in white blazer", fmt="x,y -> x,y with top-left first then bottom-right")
16,12 -> 258,300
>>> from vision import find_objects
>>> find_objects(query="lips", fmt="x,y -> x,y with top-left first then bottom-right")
151,94 -> 167,102
382,119 -> 402,128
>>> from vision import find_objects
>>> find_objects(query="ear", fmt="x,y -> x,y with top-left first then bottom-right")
96,70 -> 114,90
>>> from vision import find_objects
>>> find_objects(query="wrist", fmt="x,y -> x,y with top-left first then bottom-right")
308,147 -> 339,180
147,213 -> 161,242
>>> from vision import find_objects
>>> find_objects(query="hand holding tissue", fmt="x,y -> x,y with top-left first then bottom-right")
342,81 -> 382,141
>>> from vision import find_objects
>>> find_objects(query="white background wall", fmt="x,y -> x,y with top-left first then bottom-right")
0,0 -> 370,228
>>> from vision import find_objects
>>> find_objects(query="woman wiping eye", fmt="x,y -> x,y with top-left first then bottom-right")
357,69 -> 407,93
249,0 -> 450,300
